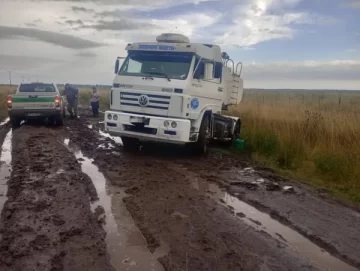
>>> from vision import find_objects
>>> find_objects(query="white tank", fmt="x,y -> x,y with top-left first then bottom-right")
156,33 -> 190,43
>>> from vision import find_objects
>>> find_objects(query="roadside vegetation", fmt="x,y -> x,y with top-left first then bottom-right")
230,89 -> 360,204
1,85 -> 359,203
0,85 -> 17,120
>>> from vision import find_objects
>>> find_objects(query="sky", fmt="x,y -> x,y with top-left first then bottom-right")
0,0 -> 359,90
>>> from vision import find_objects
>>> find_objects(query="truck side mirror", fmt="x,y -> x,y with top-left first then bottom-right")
115,59 -> 120,74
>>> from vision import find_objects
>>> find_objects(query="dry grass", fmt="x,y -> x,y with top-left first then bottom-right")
229,89 -> 360,203
0,85 -> 17,120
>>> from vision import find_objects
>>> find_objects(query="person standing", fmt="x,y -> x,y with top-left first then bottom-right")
64,83 -> 79,119
90,86 -> 100,117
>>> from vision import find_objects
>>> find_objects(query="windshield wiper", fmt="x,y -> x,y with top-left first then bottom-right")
145,72 -> 171,82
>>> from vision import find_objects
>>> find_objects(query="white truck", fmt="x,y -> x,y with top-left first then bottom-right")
104,33 -> 243,154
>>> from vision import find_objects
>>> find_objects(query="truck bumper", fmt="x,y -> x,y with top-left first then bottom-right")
8,109 -> 62,119
104,111 -> 193,144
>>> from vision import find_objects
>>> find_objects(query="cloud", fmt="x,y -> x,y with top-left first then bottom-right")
71,6 -> 95,13
0,25 -> 104,49
349,0 -> 360,8
96,9 -> 128,18
243,60 -> 360,81
64,19 -> 84,26
25,23 -> 37,27
0,54 -> 64,72
79,19 -> 158,31
34,0 -> 213,11
212,1 -> 339,48
75,51 -> 97,57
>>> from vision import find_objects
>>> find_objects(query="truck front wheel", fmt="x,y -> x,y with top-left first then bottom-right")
121,136 -> 140,152
194,115 -> 210,155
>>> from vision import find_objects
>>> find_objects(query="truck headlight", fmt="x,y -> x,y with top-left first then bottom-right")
107,114 -> 112,120
171,121 -> 177,128
164,120 -> 169,127
113,115 -> 118,121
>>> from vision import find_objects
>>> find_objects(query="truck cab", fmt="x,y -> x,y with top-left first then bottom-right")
105,33 -> 243,154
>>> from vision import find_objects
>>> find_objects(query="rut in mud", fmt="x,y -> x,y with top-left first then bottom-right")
0,121 -> 11,217
0,124 -> 114,271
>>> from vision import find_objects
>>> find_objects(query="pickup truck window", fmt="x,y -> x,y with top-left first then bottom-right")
19,83 -> 56,93
119,51 -> 193,80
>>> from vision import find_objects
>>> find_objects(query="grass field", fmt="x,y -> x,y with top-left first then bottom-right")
229,89 -> 360,204
1,85 -> 359,203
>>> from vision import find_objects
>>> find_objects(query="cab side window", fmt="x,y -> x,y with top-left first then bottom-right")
193,57 -> 205,80
193,56 -> 222,83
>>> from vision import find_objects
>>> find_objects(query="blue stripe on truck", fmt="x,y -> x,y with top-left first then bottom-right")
121,92 -> 170,99
120,102 -> 168,110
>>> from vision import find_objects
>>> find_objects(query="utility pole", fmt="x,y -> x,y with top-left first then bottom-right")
8,71 -> 12,86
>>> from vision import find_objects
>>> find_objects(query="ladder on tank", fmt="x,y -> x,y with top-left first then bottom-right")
223,58 -> 243,105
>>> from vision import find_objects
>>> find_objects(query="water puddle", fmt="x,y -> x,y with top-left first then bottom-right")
0,117 -> 9,126
0,129 -> 12,216
97,142 -> 116,150
191,177 -> 358,271
99,130 -> 123,145
64,138 -> 165,271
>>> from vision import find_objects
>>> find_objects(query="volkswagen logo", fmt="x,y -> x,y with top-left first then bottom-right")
138,95 -> 149,107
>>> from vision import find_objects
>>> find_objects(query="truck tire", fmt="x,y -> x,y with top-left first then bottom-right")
194,115 -> 210,155
11,118 -> 21,128
225,119 -> 241,147
121,136 -> 140,152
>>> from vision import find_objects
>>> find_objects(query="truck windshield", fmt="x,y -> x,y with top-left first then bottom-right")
119,51 -> 193,80
19,83 -> 56,92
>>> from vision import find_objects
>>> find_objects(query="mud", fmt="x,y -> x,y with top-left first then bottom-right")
65,116 -> 326,270
181,161 -> 360,269
0,122 -> 11,218
0,124 -> 114,271
0,108 -> 359,271
187,175 -> 357,271
63,138 -> 165,271
86,111 -> 359,270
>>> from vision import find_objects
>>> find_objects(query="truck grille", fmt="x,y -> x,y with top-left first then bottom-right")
120,92 -> 170,110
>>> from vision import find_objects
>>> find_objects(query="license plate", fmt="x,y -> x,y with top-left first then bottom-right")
27,113 -> 41,117
130,116 -> 150,125
130,116 -> 145,123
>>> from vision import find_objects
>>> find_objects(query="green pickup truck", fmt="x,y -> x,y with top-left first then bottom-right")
7,82 -> 66,128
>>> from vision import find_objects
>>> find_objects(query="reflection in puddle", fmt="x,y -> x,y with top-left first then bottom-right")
0,118 -> 9,126
0,129 -> 12,216
97,143 -> 116,150
64,138 -> 164,271
191,178 -> 357,271
99,130 -> 123,145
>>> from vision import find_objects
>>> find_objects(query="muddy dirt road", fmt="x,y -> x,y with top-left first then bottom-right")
0,109 -> 359,271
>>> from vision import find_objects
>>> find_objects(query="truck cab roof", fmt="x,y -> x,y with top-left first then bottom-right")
125,33 -> 222,62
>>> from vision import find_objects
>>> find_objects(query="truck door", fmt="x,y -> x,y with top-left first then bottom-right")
189,57 -> 223,114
